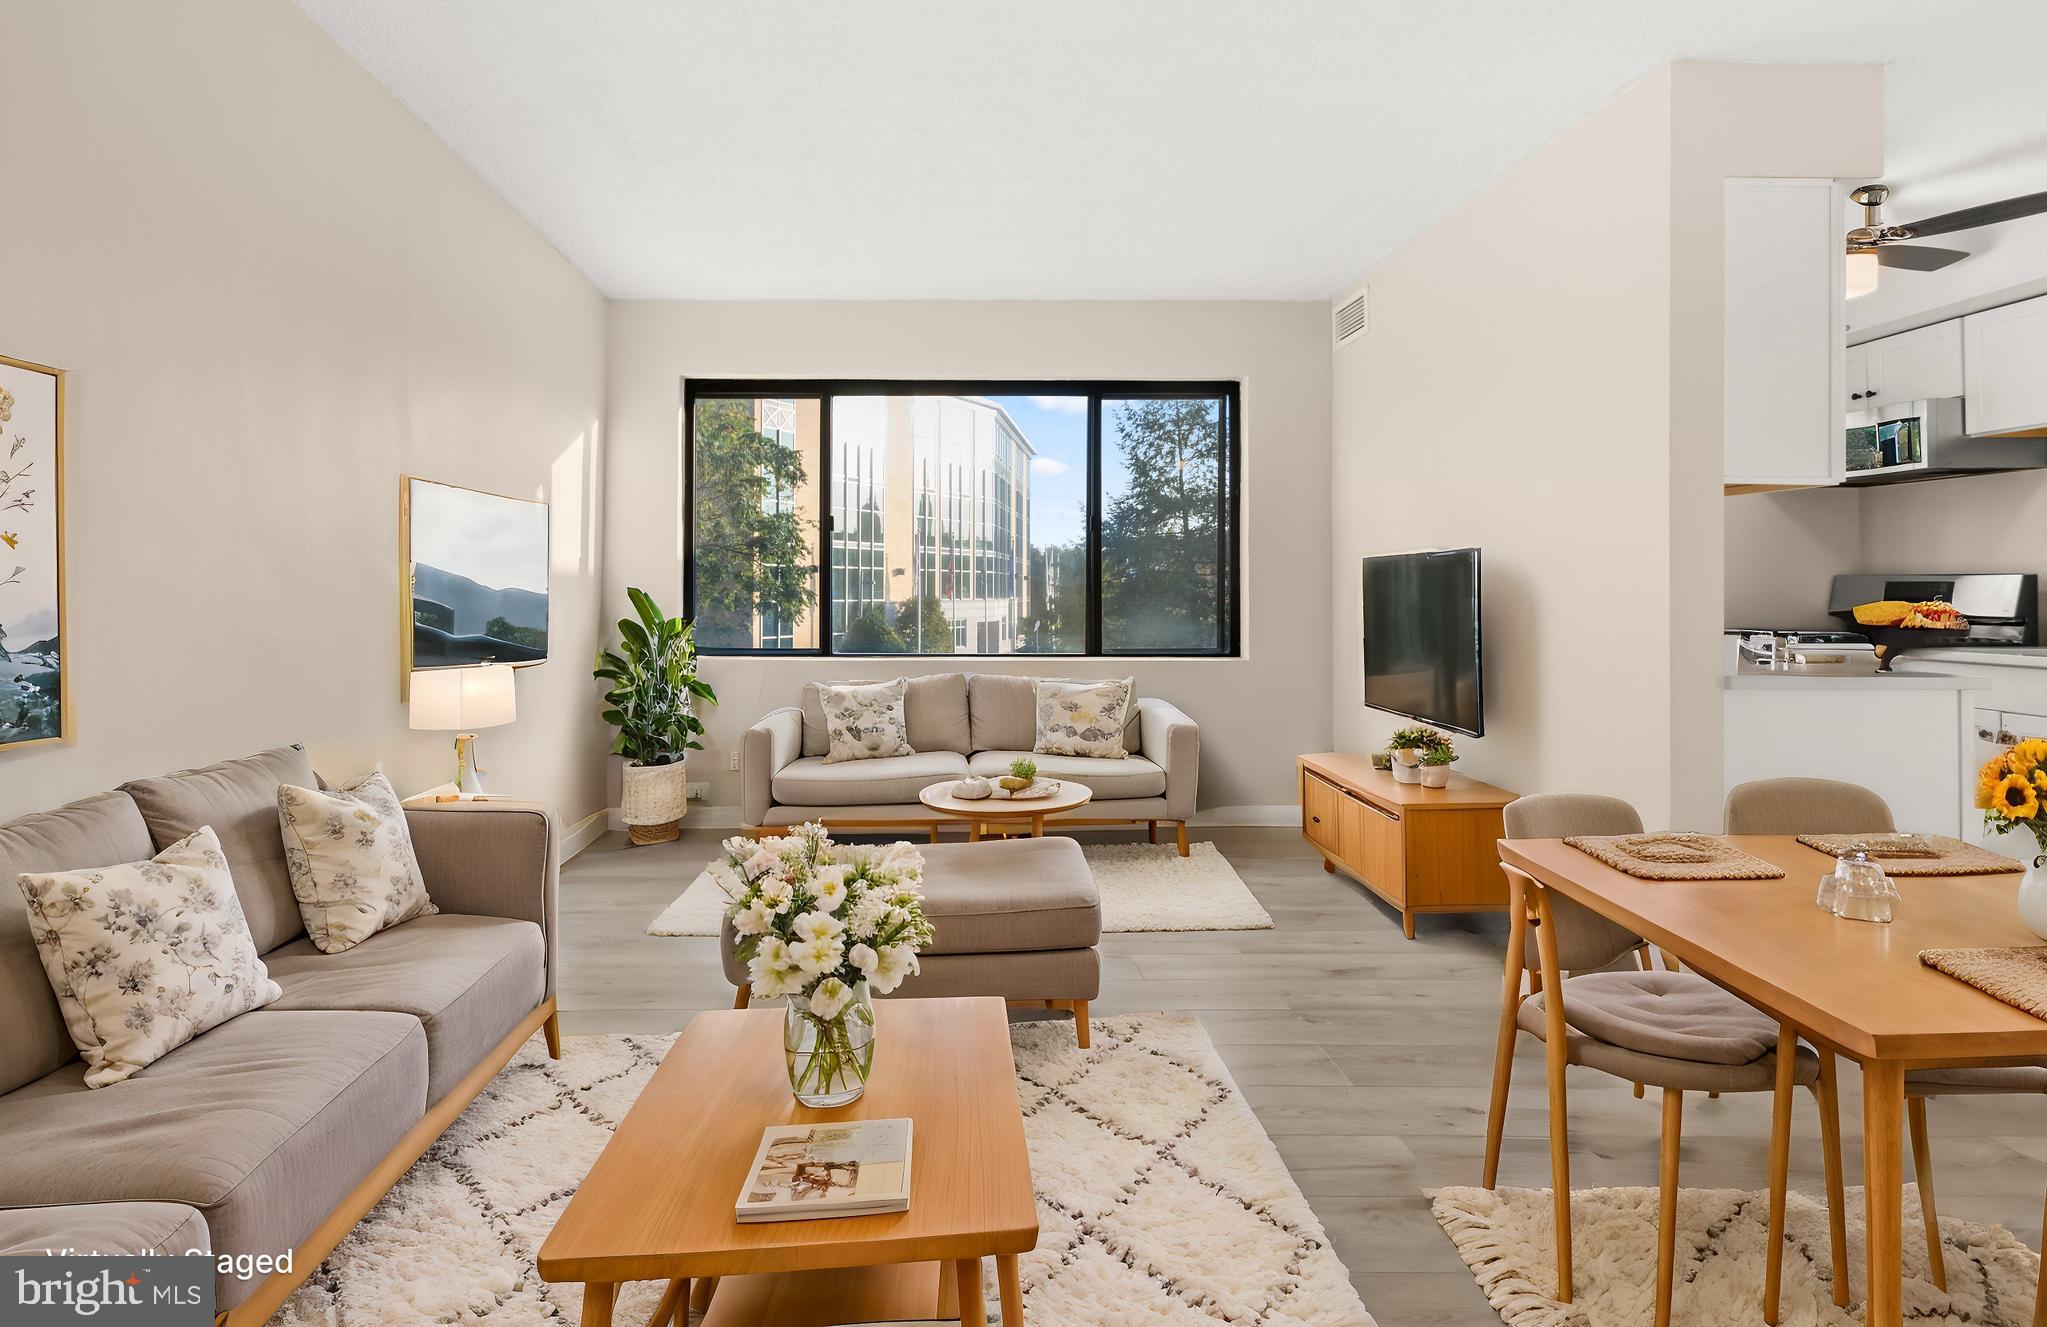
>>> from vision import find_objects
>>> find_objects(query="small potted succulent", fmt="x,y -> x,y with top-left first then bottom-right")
1419,744 -> 1459,788
1000,757 -> 1038,793
1386,725 -> 1450,784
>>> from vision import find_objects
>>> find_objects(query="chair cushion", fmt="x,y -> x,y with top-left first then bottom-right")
1908,1064 -> 2047,1095
0,1009 -> 425,1310
969,751 -> 1167,801
772,752 -> 969,806
1532,970 -> 1778,1065
121,744 -> 318,955
1517,996 -> 1817,1093
0,1202 -> 209,1256
263,914 -> 543,1105
802,675 -> 971,757
0,791 -> 157,1095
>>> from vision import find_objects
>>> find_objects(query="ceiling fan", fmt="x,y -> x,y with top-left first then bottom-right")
1845,183 -> 2047,294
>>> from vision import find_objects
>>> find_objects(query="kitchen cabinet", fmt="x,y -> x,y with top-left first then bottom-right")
1856,319 -> 1965,408
1845,344 -> 1871,412
1965,295 -> 2047,437
1725,178 -> 1845,489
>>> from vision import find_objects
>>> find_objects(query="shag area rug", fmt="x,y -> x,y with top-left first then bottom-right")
646,840 -> 1274,937
276,1014 -> 1370,1325
1430,1183 -> 2040,1326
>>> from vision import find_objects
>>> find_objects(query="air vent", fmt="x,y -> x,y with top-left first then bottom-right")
1332,284 -> 1368,348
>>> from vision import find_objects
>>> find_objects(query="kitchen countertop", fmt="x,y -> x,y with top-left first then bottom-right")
1723,670 -> 1985,691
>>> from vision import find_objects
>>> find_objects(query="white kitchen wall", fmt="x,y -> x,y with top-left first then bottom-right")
1723,487 -> 1867,629
1333,62 -> 1880,829
602,301 -> 1333,818
0,2 -> 611,826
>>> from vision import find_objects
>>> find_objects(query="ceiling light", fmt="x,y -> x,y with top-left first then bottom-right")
1846,248 -> 1880,299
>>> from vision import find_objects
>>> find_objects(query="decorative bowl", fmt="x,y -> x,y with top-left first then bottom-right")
951,776 -> 993,800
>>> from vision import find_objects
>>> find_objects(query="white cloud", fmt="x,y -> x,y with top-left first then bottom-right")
1027,395 -> 1086,413
1030,456 -> 1070,476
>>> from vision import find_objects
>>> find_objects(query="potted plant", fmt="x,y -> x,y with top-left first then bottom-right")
1419,744 -> 1459,788
594,587 -> 716,845
1386,725 -> 1449,784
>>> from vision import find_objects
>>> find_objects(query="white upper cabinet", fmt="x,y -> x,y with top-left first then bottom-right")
1845,343 -> 1871,411
1725,178 -> 1844,488
1966,295 -> 2047,437
1862,319 -> 1964,407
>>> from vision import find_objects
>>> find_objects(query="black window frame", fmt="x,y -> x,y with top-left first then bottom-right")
682,378 -> 1241,659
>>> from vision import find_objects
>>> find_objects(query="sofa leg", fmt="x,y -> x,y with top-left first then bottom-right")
1074,999 -> 1091,1049
1176,822 -> 1189,857
732,986 -> 751,1011
1148,820 -> 1157,844
543,1010 -> 562,1060
929,825 -> 940,844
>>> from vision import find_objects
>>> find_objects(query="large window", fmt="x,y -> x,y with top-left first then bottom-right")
685,381 -> 1238,656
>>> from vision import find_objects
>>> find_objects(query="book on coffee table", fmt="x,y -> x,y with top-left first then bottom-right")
734,1118 -> 913,1223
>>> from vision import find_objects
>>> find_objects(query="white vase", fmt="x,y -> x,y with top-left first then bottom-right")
2019,856 -> 2047,941
1420,765 -> 1451,788
1391,761 -> 1422,784
622,760 -> 687,845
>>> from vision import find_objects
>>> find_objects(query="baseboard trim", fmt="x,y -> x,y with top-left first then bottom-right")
560,808 -> 610,862
604,804 -> 1298,833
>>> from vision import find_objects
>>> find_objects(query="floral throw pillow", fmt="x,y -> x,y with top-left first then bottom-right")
1034,677 -> 1135,759
277,768 -> 436,954
820,678 -> 915,763
18,826 -> 281,1088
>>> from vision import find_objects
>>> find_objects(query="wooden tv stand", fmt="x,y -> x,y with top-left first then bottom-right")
1298,752 -> 1516,939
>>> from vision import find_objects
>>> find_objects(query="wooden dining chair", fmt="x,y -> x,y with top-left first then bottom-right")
1905,1067 -> 2047,1291
1724,777 -> 1897,836
1488,794 -> 1849,1326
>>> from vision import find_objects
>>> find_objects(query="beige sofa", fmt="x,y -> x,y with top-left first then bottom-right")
743,673 -> 1200,852
0,745 -> 558,1323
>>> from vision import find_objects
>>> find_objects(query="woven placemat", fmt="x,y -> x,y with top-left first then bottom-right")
1796,832 -> 2019,876
1564,833 -> 1787,880
1920,946 -> 2047,1020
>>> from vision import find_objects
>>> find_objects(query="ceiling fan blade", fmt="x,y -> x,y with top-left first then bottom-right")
1875,244 -> 1970,271
1899,190 -> 2047,239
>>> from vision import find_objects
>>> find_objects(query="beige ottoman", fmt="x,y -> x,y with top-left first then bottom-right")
721,836 -> 1102,1045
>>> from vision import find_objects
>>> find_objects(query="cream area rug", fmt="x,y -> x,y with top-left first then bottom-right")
646,840 -> 1274,937
1431,1183 -> 2040,1326
276,1014 -> 1371,1325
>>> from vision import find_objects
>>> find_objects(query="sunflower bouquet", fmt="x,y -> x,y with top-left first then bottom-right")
1977,738 -> 2047,863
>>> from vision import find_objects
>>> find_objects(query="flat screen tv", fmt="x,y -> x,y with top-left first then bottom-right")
1361,547 -> 1484,738
401,477 -> 550,685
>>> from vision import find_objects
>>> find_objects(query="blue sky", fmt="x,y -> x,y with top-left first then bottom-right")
987,394 -> 1088,549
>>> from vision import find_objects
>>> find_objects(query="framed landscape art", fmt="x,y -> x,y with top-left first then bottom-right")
399,476 -> 549,699
0,354 -> 67,753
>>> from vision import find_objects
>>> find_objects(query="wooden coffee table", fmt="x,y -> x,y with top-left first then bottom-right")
537,996 -> 1038,1327
919,780 -> 1092,842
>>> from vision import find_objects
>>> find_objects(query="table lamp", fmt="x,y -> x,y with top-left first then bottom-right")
408,664 -> 517,795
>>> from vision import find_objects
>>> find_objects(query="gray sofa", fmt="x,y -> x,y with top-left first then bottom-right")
743,673 -> 1200,852
0,745 -> 559,1323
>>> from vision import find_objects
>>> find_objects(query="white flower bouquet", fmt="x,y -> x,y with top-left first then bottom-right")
717,823 -> 934,1103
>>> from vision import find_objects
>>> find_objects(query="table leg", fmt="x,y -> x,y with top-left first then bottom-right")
648,1278 -> 688,1327
1031,813 -> 1045,838
997,1253 -> 1024,1325
969,821 -> 981,843
690,1277 -> 717,1313
956,1258 -> 988,1327
1863,1060 -> 1905,1327
580,1282 -> 615,1327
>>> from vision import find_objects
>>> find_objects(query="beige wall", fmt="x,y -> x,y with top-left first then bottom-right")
0,1 -> 610,825
1331,63 -> 1880,829
603,300 -> 1333,816
1724,487 -> 1867,629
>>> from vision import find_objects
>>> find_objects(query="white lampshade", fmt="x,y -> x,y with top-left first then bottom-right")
409,665 -> 517,732
1846,248 -> 1880,299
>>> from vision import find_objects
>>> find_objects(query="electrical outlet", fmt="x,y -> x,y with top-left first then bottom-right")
686,782 -> 708,801
727,749 -> 740,771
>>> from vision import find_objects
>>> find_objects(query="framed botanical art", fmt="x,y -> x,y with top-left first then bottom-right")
0,355 -> 67,752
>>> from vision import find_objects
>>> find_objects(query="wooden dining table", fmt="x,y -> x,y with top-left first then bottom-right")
1498,833 -> 2047,1327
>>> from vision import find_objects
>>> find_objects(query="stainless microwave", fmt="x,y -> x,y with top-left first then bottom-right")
1844,397 -> 2047,484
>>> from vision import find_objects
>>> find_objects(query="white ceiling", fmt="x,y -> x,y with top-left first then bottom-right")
297,1 -> 2045,301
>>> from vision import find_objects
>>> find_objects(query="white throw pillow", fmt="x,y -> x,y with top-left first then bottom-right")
18,826 -> 281,1088
277,768 -> 436,954
1034,677 -> 1135,759
819,678 -> 915,763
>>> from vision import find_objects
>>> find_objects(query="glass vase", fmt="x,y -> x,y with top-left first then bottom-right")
784,981 -> 876,1107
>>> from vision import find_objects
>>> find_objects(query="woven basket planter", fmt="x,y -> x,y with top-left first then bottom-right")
622,761 -> 686,845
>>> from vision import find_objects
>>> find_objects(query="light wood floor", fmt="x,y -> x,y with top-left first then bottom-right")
559,826 -> 2047,1327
